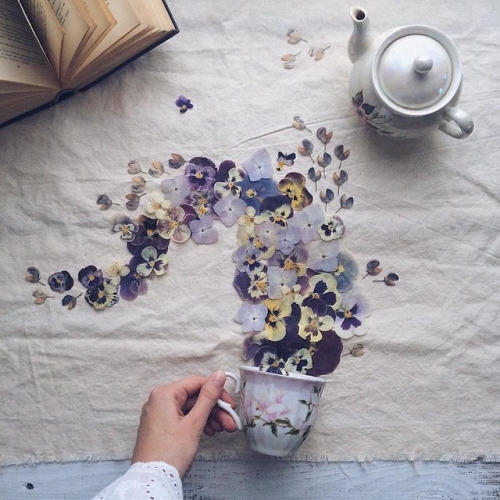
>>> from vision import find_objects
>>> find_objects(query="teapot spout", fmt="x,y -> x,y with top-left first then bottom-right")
348,7 -> 373,63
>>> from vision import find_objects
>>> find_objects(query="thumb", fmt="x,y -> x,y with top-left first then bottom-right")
187,370 -> 226,431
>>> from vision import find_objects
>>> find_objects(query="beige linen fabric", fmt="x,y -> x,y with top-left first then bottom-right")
0,0 -> 499,465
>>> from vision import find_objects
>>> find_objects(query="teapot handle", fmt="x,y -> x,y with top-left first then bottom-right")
439,107 -> 474,139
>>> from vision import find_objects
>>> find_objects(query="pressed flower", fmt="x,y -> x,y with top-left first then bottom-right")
267,266 -> 298,300
373,272 -> 400,286
214,166 -> 244,199
263,299 -> 293,342
237,177 -> 279,213
78,265 -> 104,289
305,273 -> 342,311
161,175 -> 191,205
363,259 -> 382,278
131,176 -> 147,194
189,216 -> 219,244
297,139 -> 314,161
334,290 -> 370,339
119,270 -> 148,300
292,115 -> 311,132
278,172 -> 313,211
157,205 -> 194,243
276,151 -> 296,171
112,216 -> 139,241
175,95 -> 193,112
318,214 -> 345,241
260,195 -> 293,226
237,206 -> 266,234
184,189 -> 215,217
299,300 -> 334,343
334,250 -> 359,292
254,221 -> 281,248
276,225 -> 301,255
127,216 -> 170,253
268,244 -> 308,277
48,270 -> 74,293
258,347 -> 287,375
247,270 -> 270,299
307,330 -> 343,377
284,348 -> 313,374
96,194 -> 115,210
132,246 -> 169,277
105,261 -> 130,286
319,188 -> 335,211
213,195 -> 247,227
308,239 -> 340,272
127,160 -> 145,174
184,159 -> 216,191
288,204 -> 323,244
307,167 -> 322,191
232,244 -> 264,274
235,303 -> 268,333
241,149 -> 274,182
85,280 -> 119,310
236,227 -> 277,261
145,192 -> 172,220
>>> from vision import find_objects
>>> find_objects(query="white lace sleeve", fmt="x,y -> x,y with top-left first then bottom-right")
92,462 -> 183,500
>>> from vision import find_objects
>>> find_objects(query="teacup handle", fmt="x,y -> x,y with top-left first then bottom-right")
216,371 -> 243,431
439,107 -> 474,139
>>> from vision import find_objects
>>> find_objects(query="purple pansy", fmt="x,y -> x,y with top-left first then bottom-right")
119,271 -> 148,300
85,279 -> 119,310
78,265 -> 104,289
127,216 -> 170,254
334,289 -> 370,339
184,158 -> 216,192
131,246 -> 169,277
48,271 -> 74,293
175,95 -> 193,113
236,177 -> 280,213
232,244 -> 264,274
113,216 -> 139,241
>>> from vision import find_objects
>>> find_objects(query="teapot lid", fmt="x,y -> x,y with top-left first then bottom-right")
373,26 -> 462,116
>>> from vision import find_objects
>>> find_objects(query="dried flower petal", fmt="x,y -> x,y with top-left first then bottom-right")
25,266 -> 43,285
32,289 -> 52,304
287,29 -> 307,44
292,115 -> 310,132
96,194 -> 113,210
149,161 -> 165,178
168,154 -> 185,169
282,52 -> 300,69
298,139 -> 314,156
308,45 -> 330,61
316,127 -> 333,145
338,194 -> 354,211
363,259 -> 382,278
127,160 -> 144,174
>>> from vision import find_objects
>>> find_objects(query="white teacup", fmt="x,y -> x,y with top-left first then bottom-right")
218,366 -> 327,457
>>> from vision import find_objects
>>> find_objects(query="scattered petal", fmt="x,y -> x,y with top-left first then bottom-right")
127,160 -> 144,174
292,115 -> 310,132
149,161 -> 165,178
316,127 -> 333,145
363,259 -> 382,279
168,153 -> 186,169
287,29 -> 307,44
319,188 -> 335,211
131,176 -> 147,194
333,169 -> 348,193
282,52 -> 300,69
96,194 -> 113,210
32,289 -> 53,304
125,193 -> 141,211
338,194 -> 354,212
308,45 -> 329,61
25,266 -> 44,285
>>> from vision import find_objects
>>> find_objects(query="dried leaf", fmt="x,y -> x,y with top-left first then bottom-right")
149,161 -> 165,178
168,154 -> 185,169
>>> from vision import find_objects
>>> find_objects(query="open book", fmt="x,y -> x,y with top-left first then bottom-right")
0,0 -> 178,126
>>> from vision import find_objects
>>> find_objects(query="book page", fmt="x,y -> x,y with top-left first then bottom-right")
18,0 -> 64,79
76,0 -> 115,64
0,0 -> 59,89
45,0 -> 94,80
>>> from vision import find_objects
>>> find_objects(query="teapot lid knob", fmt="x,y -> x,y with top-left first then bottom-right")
413,56 -> 433,74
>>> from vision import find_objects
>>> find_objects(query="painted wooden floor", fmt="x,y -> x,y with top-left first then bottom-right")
0,459 -> 499,499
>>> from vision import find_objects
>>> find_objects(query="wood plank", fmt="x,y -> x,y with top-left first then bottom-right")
0,460 -> 499,499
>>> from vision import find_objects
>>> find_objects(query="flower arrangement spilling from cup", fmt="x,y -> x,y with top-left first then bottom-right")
232,149 -> 369,377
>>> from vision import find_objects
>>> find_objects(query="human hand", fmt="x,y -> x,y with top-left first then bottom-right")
131,370 -> 237,477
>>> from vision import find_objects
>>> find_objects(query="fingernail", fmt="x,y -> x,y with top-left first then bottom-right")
210,370 -> 226,388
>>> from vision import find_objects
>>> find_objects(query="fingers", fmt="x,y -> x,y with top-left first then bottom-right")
185,370 -> 226,433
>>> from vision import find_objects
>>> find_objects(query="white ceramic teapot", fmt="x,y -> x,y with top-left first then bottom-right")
348,7 -> 474,139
